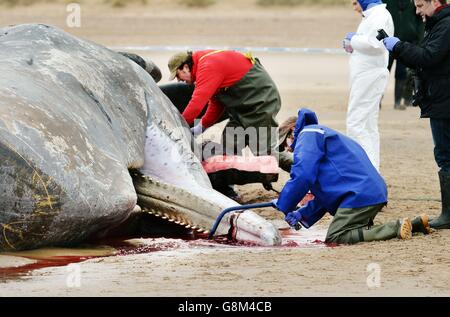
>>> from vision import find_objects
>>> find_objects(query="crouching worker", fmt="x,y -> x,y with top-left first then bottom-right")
273,108 -> 430,244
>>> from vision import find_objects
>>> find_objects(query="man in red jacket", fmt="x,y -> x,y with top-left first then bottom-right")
167,50 -> 286,165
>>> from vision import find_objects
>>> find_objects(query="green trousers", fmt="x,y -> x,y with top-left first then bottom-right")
276,150 -> 293,173
325,203 -> 400,244
217,58 -> 281,157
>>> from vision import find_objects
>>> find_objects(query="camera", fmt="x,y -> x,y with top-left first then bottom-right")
376,29 -> 389,41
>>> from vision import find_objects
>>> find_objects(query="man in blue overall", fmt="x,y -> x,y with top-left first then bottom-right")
273,108 -> 430,244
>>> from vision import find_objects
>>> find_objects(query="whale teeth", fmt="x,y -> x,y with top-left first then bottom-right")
138,204 -> 206,233
142,208 -> 153,215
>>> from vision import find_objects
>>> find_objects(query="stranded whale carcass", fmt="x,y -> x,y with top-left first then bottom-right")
0,24 -> 281,251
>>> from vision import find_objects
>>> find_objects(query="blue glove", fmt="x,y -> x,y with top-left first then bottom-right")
285,210 -> 303,228
383,36 -> 400,52
271,199 -> 279,210
343,32 -> 356,53
191,123 -> 204,136
345,32 -> 356,41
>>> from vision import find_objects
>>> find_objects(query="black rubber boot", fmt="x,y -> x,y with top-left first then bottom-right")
394,79 -> 406,110
411,214 -> 431,234
213,183 -> 241,202
402,71 -> 414,107
430,170 -> 450,229
222,185 -> 241,202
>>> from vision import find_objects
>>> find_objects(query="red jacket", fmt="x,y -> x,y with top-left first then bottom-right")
182,50 -> 253,128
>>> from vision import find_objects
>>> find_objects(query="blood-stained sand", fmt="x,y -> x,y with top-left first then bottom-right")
1,2 -> 449,296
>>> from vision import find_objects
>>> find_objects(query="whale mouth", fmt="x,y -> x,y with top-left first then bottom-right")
129,171 -> 282,246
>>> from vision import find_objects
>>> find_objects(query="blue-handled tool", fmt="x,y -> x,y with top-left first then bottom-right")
208,201 -> 275,239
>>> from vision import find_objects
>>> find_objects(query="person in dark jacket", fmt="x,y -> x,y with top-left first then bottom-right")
383,0 -> 450,229
383,0 -> 424,109
272,108 -> 430,244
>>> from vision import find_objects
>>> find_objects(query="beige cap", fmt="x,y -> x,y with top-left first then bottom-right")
275,116 -> 297,150
168,51 -> 189,80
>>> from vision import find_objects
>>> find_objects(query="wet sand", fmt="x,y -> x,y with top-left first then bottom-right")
1,1 -> 449,296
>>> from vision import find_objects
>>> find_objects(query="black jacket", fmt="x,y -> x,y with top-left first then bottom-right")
393,5 -> 450,118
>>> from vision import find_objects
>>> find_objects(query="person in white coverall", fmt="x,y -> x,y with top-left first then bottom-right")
343,0 -> 394,170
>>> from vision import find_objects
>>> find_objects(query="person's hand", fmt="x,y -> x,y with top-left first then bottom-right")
343,40 -> 353,53
383,36 -> 400,52
285,210 -> 302,228
343,32 -> 356,53
190,123 -> 204,136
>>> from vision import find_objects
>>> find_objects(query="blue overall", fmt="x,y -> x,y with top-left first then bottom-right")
277,109 -> 400,244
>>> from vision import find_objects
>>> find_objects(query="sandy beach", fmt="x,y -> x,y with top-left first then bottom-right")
1,1 -> 449,297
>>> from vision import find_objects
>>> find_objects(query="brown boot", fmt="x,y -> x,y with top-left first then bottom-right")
412,214 -> 431,234
398,218 -> 412,240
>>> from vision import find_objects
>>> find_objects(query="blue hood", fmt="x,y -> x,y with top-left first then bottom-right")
290,108 -> 318,150
357,0 -> 382,11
